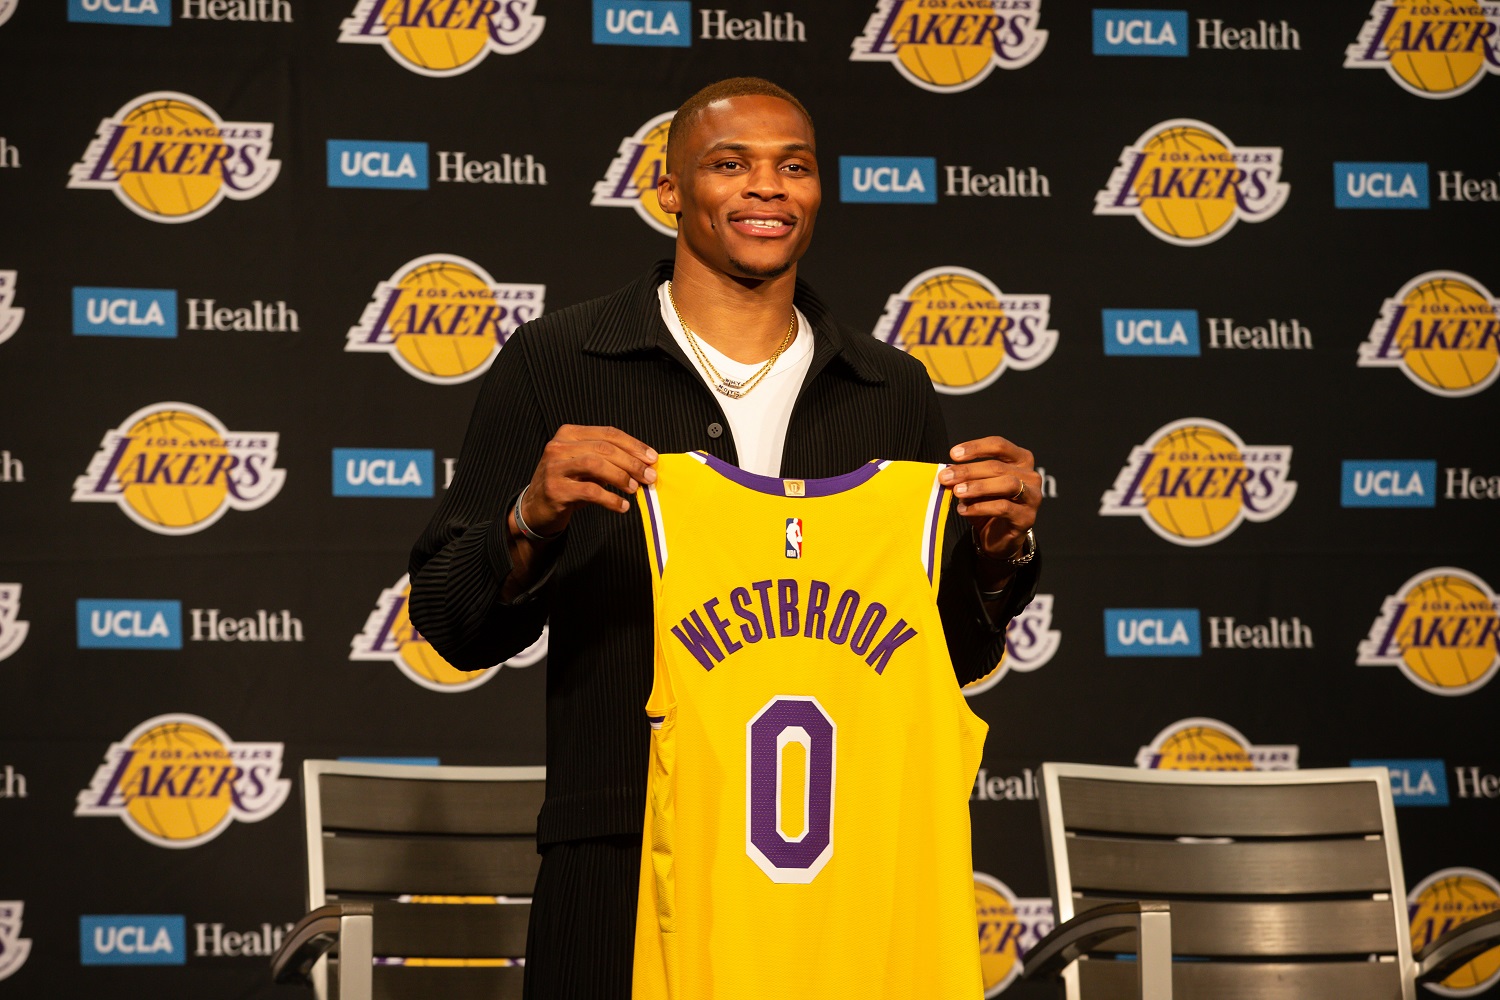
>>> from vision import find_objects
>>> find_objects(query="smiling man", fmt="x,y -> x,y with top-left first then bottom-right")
409,77 -> 1041,999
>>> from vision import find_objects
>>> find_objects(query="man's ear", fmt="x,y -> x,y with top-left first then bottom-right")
656,172 -> 680,214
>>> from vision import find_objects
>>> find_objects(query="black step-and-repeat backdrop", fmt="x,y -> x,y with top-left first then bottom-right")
1,1 -> 1498,996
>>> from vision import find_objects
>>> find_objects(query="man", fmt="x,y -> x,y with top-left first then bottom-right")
409,77 -> 1041,998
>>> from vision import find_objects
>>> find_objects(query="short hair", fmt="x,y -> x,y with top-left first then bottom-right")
665,77 -> 814,169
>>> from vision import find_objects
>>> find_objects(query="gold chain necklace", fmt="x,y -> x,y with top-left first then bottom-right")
667,281 -> 797,400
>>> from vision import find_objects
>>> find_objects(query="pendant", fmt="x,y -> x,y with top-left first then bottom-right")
715,383 -> 744,399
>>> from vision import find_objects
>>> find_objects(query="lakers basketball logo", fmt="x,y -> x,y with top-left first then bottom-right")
68,92 -> 279,224
850,0 -> 1047,93
592,112 -> 676,236
974,873 -> 1053,996
0,902 -> 30,982
872,268 -> 1056,395
75,713 -> 290,848
346,255 -> 545,384
338,0 -> 545,77
1136,717 -> 1299,770
72,402 -> 285,535
1358,568 -> 1500,696
1409,868 -> 1500,996
1094,119 -> 1288,246
965,594 -> 1060,697
0,271 -> 23,347
1346,1 -> 1500,98
351,573 -> 547,692
1100,418 -> 1295,546
0,584 -> 29,664
1358,271 -> 1500,398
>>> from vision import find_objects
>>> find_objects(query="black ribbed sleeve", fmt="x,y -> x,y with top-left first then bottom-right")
409,260 -> 1041,844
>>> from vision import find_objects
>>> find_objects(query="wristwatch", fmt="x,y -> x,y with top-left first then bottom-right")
978,529 -> 1036,602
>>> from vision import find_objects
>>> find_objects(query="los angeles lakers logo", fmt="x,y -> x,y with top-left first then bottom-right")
68,92 -> 279,224
1346,1 -> 1500,98
1358,271 -> 1500,398
338,0 -> 545,77
0,584 -> 28,664
1095,119 -> 1288,246
72,403 -> 285,535
965,594 -> 1060,697
0,902 -> 30,982
0,271 -> 23,347
850,0 -> 1047,93
1358,568 -> 1500,696
592,112 -> 676,235
351,573 -> 547,692
75,714 -> 290,848
1136,717 -> 1299,771
1409,868 -> 1500,996
974,873 -> 1053,996
1100,418 -> 1295,546
346,255 -> 545,384
872,268 -> 1056,395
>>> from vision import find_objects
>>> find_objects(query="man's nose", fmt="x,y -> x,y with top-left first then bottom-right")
743,162 -> 788,200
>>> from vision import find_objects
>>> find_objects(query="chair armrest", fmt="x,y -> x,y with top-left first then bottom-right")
1021,901 -> 1173,1000
271,902 -> 375,989
1416,908 -> 1500,984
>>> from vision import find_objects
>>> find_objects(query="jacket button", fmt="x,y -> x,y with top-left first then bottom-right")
707,422 -> 724,439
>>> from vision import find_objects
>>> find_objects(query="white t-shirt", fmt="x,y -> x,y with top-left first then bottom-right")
657,282 -> 814,477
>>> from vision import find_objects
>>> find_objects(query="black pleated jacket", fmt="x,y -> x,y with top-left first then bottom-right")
409,260 -> 1040,846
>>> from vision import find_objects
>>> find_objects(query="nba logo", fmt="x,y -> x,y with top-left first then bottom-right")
785,518 -> 803,558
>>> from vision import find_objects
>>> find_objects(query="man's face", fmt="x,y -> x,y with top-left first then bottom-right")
657,95 -> 820,280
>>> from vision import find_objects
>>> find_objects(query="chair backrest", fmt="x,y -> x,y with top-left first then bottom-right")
1038,763 -> 1415,1000
302,760 -> 546,1000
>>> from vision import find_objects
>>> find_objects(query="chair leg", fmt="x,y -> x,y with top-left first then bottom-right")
338,911 -> 374,1000
1136,908 -> 1172,1000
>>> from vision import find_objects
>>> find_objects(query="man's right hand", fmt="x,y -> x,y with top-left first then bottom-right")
515,424 -> 659,538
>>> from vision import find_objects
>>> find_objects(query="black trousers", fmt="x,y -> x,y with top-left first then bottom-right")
523,834 -> 641,999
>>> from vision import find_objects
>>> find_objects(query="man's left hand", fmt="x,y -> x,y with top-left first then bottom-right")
938,436 -> 1041,592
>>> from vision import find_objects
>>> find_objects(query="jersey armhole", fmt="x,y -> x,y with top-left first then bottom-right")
921,464 -> 952,592
638,481 -> 675,727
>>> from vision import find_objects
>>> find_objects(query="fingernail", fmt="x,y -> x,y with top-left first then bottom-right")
644,468 -> 657,483
620,499 -> 631,512
951,446 -> 965,459
956,503 -> 967,513
954,483 -> 968,495
939,469 -> 954,484
645,449 -> 659,462
627,479 -> 638,493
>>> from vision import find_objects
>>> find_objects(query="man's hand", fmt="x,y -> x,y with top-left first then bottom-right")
517,425 -> 659,537
938,436 -> 1041,594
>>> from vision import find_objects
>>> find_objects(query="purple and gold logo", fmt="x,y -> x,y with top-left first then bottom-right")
338,0 -> 545,76
1095,119 -> 1288,246
68,92 -> 279,224
1358,567 -> 1500,696
974,873 -> 1052,996
592,112 -> 676,235
965,594 -> 1060,697
1346,0 -> 1500,99
850,0 -> 1047,93
1137,718 -> 1299,771
72,403 -> 285,535
1409,868 -> 1500,996
1358,270 -> 1500,398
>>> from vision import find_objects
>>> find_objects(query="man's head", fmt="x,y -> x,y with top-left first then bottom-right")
657,78 -> 819,282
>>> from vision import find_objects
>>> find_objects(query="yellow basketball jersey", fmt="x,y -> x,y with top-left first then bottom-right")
633,452 -> 987,1000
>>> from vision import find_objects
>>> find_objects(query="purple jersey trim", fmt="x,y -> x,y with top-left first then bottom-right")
694,451 -> 884,497
642,484 -> 665,576
925,482 -> 945,584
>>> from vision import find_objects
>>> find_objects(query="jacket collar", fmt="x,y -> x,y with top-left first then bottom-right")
583,259 -> 885,385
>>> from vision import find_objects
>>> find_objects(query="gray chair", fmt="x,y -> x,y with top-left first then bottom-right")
1021,763 -> 1500,1000
271,760 -> 546,1000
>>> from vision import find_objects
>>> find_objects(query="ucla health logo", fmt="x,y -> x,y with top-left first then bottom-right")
1358,271 -> 1500,397
1351,758 -> 1450,805
0,902 -> 31,981
0,271 -> 23,346
1093,9 -> 1187,56
974,873 -> 1052,996
351,574 -> 547,692
592,112 -> 675,235
327,139 -> 429,189
338,0 -> 544,76
850,0 -> 1047,93
73,403 -> 285,535
1358,567 -> 1500,696
1334,161 -> 1430,208
77,599 -> 182,649
1341,460 -> 1436,508
965,594 -> 1060,696
80,915 -> 184,966
1095,119 -> 1288,245
872,267 -> 1056,394
594,0 -> 688,45
75,713 -> 290,847
839,156 -> 936,204
73,286 -> 176,337
1346,1 -> 1500,99
1409,868 -> 1500,996
333,448 -> 433,497
0,584 -> 28,663
68,92 -> 279,223
1102,308 -> 1199,356
1100,418 -> 1295,545
69,0 -> 171,25
1105,608 -> 1200,656
1137,717 -> 1298,770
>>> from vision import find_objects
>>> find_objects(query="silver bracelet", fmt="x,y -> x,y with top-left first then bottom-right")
513,485 -> 562,543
